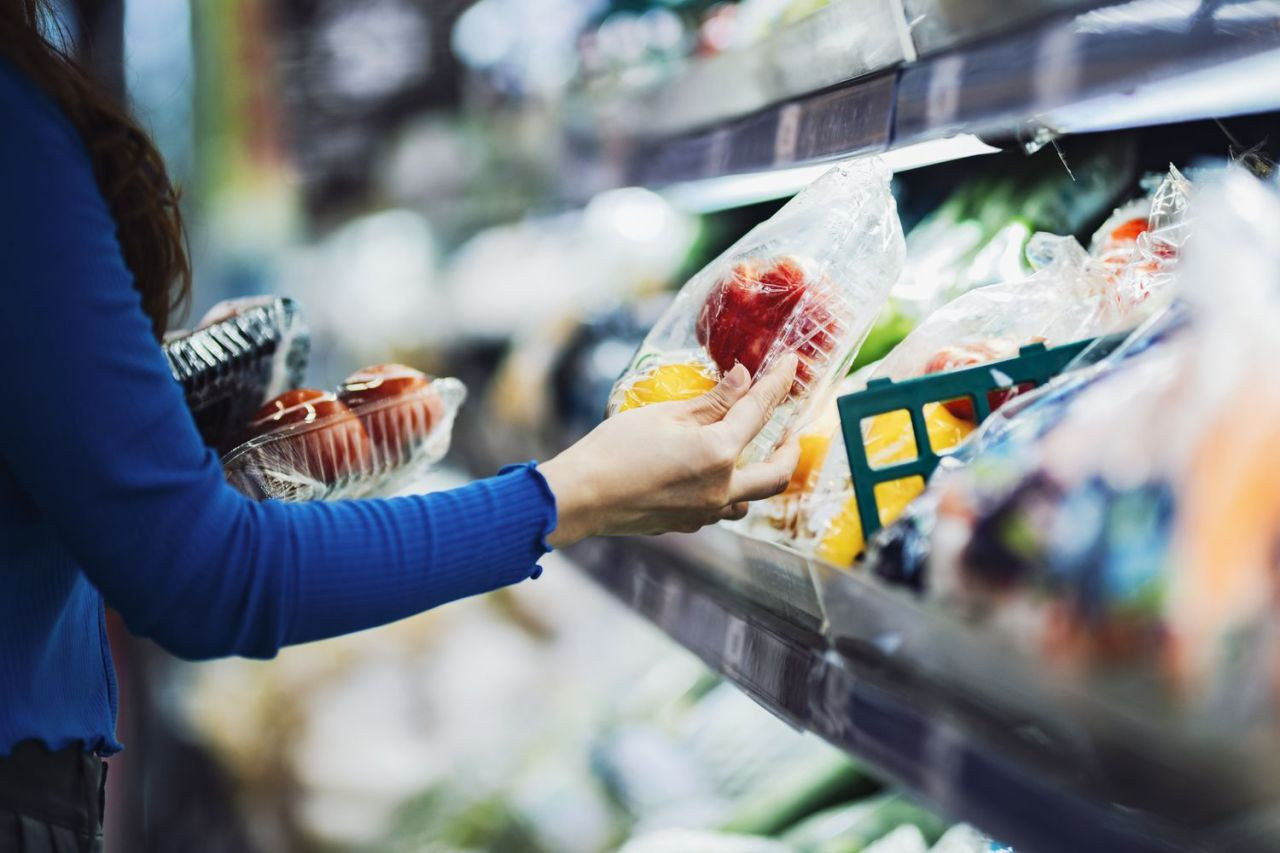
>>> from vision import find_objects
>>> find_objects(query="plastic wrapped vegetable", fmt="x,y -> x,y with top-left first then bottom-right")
609,158 -> 905,463
880,166 -> 1189,387
743,368 -> 873,544
798,170 -> 1194,567
223,364 -> 466,501
797,236 -> 1095,566
804,402 -> 976,566
870,169 -> 1280,713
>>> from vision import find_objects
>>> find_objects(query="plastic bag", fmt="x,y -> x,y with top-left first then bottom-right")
867,168 -> 1280,714
223,364 -> 466,501
873,233 -> 1102,383
796,236 -> 1096,565
609,158 -> 905,463
163,297 -> 310,450
799,169 -> 1194,566
880,166 -> 1189,385
744,367 -> 875,543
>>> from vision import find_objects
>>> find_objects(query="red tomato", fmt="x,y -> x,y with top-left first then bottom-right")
337,364 -> 444,464
244,389 -> 371,483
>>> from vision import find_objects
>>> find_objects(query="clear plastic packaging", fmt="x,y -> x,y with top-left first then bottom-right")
610,158 -> 905,463
223,365 -> 466,501
878,167 -> 1189,385
797,169 -> 1193,566
163,297 -> 310,450
745,368 -> 874,543
873,233 -> 1103,383
865,168 -> 1280,719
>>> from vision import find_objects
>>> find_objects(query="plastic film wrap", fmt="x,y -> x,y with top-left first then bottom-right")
865,168 -> 1280,720
610,159 -> 905,464
223,368 -> 466,502
798,168 -> 1192,566
164,297 -> 310,450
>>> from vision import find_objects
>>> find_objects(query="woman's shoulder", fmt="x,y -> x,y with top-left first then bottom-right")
0,56 -> 90,163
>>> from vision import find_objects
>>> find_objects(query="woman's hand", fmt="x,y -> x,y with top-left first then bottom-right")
540,355 -> 802,547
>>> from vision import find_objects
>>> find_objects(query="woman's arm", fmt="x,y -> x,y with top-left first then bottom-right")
0,64 -> 798,661
0,66 -> 555,660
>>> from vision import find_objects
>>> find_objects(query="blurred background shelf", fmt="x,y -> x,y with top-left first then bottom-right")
568,529 -> 1277,853
610,0 -> 1280,203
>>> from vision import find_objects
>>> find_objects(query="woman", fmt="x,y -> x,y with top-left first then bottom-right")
0,2 -> 801,850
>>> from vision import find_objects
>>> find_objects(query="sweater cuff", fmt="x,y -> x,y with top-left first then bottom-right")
497,461 -> 558,578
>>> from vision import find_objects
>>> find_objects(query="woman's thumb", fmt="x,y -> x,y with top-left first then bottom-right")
684,363 -> 751,424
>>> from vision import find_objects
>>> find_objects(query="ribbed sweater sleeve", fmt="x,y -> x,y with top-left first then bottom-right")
0,61 -> 554,660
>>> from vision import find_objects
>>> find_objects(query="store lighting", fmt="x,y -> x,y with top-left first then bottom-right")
659,134 -> 999,213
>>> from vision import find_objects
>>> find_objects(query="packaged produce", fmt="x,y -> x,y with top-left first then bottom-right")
874,233 -> 1099,384
797,236 -> 1091,566
891,139 -> 1137,319
336,363 -> 448,455
881,167 -> 1189,385
798,168 -> 1192,567
746,370 -> 859,542
866,169 -> 1280,715
223,363 -> 465,501
163,296 -> 310,450
610,159 -> 905,463
614,359 -> 719,413
1090,188 -> 1152,269
807,403 -> 975,566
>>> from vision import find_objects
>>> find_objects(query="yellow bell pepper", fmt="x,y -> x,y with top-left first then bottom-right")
616,362 -> 718,412
817,403 -> 974,565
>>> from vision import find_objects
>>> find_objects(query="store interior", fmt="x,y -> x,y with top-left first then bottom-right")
43,0 -> 1280,850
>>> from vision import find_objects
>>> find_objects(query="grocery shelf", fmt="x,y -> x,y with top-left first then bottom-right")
622,0 -> 1280,193
566,527 -> 1280,853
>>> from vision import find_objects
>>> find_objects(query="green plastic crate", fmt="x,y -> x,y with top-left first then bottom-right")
837,338 -> 1112,542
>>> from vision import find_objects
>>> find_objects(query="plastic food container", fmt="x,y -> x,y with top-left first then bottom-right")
223,376 -> 466,502
164,297 -> 310,450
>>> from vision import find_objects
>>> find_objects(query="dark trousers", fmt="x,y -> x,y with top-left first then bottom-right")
0,742 -> 105,853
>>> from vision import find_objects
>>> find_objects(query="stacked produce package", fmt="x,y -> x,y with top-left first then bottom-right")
778,167 -> 1190,564
859,167 -> 1280,725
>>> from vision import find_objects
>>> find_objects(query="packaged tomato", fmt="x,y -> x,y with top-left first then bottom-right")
608,158 -> 905,463
223,364 -> 466,501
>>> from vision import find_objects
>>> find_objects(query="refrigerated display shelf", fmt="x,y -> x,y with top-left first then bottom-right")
625,0 -> 1280,189
565,527 -> 1278,852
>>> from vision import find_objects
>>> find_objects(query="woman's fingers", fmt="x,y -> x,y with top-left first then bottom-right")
727,438 -> 801,503
717,501 -> 749,521
714,355 -> 798,447
683,363 -> 751,425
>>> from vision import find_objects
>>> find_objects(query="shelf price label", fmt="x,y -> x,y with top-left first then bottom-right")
925,54 -> 965,127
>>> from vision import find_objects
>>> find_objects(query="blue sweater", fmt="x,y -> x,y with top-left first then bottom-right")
0,62 -> 555,756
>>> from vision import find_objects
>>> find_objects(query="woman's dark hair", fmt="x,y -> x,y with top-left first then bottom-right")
0,0 -> 191,339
